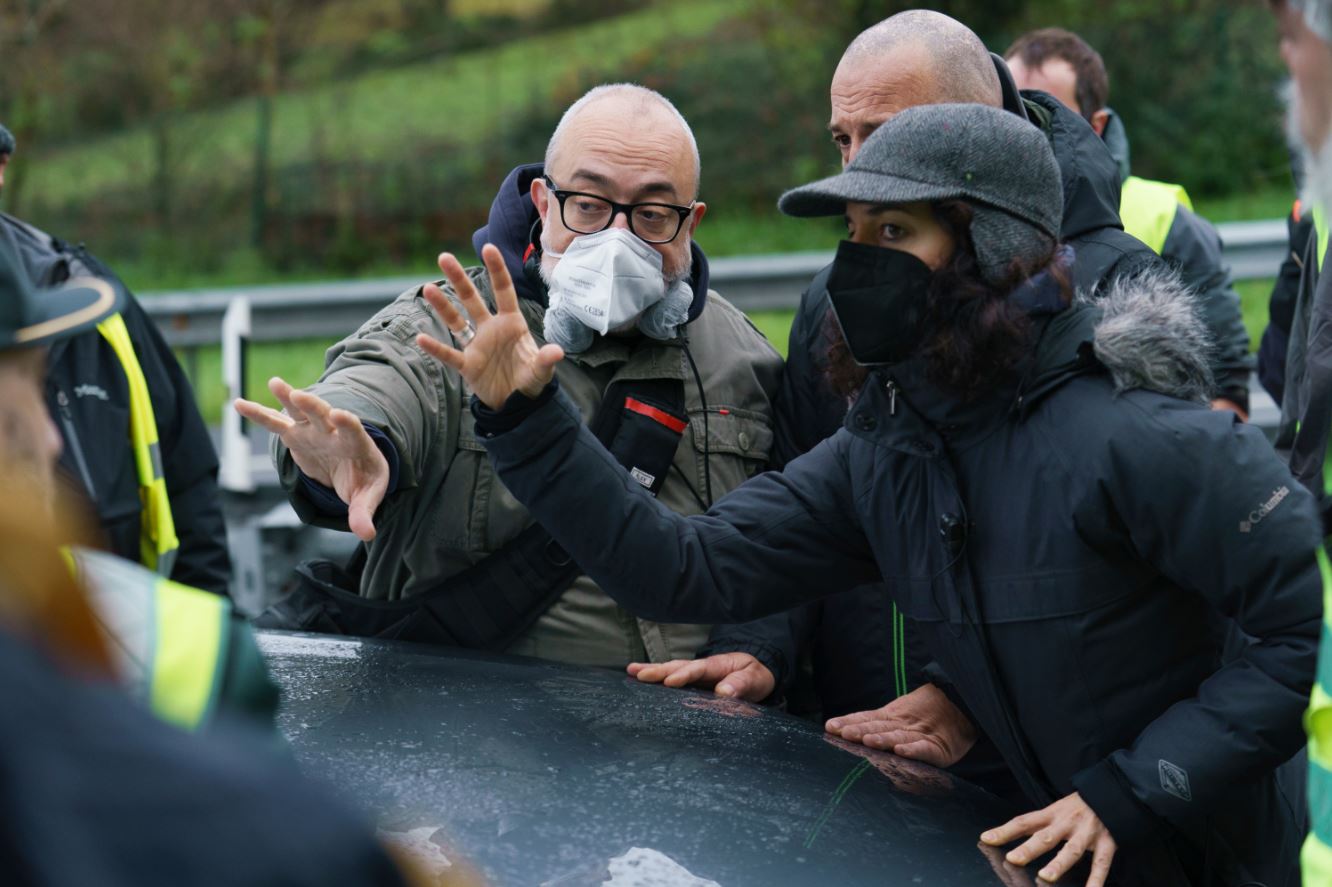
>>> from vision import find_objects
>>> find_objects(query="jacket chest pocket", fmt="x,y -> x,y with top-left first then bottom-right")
681,407 -> 774,498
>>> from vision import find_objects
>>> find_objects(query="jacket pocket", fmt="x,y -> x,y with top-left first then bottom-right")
681,407 -> 773,502
688,407 -> 773,462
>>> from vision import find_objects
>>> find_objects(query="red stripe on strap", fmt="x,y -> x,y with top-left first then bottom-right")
624,397 -> 688,433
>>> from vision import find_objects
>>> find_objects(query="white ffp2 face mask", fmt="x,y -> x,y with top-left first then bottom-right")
542,227 -> 694,353
546,227 -> 666,334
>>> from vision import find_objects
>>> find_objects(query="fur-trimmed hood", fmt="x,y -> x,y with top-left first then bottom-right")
1083,268 -> 1215,403
1019,266 -> 1215,414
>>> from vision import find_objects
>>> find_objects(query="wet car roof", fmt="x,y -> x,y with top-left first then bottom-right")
260,631 -> 1066,886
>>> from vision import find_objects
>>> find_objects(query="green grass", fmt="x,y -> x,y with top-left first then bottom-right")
22,0 -> 749,208
1194,184 -> 1293,223
1238,278 -> 1273,353
179,338 -> 342,427
747,310 -> 795,358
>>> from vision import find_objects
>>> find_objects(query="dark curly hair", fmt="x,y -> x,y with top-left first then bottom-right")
823,200 -> 1070,402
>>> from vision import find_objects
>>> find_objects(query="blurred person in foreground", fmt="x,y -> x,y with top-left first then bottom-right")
0,122 -> 231,594
0,232 -> 275,734
0,235 -> 406,885
1269,0 -> 1332,880
0,497 -> 413,887
419,103 -> 1320,887
239,85 -> 784,678
1004,27 -> 1252,417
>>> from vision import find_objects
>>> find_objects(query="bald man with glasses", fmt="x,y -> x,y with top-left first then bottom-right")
238,84 -> 784,679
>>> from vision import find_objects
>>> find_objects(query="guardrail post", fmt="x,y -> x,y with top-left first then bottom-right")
220,296 -> 253,493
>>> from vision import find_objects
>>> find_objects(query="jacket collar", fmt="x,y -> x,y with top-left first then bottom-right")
1020,91 -> 1126,242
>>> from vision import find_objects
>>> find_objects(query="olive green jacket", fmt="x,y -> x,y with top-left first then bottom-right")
274,269 -> 783,667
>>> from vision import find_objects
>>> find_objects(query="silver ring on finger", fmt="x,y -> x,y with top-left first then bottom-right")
453,321 -> 476,348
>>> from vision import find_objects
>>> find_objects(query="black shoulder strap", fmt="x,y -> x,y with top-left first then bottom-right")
263,374 -> 690,649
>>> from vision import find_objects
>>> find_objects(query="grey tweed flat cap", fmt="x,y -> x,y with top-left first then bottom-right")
779,104 -> 1064,283
780,103 -> 1060,236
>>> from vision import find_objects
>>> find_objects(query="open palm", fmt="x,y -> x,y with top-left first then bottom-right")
417,244 -> 564,410
233,378 -> 388,541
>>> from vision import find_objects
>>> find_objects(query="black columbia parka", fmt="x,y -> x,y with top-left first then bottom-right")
477,282 -> 1321,886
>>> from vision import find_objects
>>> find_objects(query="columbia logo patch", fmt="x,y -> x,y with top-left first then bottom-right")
1158,759 -> 1191,802
73,384 -> 109,401
1239,485 -> 1290,533
629,467 -> 655,489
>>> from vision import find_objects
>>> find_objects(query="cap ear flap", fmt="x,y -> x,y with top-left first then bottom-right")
970,206 -> 1056,286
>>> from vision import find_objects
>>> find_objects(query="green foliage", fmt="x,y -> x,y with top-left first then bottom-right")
996,1 -> 1288,197
3,0 -> 1297,286
1238,278 -> 1273,355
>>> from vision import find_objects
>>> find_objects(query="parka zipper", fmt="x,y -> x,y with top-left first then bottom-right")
56,389 -> 97,499
885,379 -> 899,416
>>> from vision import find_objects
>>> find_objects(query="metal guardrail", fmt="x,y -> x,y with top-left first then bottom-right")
139,218 -> 1293,348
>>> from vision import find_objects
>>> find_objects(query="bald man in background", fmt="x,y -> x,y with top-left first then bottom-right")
241,84 -> 784,674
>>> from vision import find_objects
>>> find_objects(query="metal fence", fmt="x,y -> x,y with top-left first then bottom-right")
140,217 -> 1293,348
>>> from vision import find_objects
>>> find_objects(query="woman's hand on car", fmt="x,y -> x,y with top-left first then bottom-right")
417,244 -> 564,410
981,792 -> 1116,887
825,683 -> 977,767
628,653 -> 775,702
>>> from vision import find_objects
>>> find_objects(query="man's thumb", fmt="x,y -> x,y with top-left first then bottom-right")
347,492 -> 378,542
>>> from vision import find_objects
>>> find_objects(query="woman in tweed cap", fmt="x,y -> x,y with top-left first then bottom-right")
421,102 -> 1319,887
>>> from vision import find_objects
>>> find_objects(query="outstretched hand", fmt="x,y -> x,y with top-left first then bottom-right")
234,378 -> 389,541
982,792 -> 1116,887
416,244 -> 564,410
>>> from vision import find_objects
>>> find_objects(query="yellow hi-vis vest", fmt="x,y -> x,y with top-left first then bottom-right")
96,313 -> 179,577
1315,204 -> 1330,274
71,547 -> 227,731
1118,176 -> 1193,256
1305,548 -> 1332,884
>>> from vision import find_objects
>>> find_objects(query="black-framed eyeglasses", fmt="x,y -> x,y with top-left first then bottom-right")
543,175 -> 695,244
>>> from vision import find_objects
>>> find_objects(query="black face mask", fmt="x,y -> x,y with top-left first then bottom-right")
826,239 -> 934,366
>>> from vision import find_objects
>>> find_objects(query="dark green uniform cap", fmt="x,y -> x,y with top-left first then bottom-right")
0,232 -> 122,349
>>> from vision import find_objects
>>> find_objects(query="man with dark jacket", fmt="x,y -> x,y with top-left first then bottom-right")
644,11 -> 1174,740
239,85 -> 783,671
0,124 -> 231,594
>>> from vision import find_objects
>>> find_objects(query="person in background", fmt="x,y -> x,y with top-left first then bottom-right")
1268,0 -> 1332,880
0,121 -> 231,594
1004,26 -> 1253,418
1256,151 -> 1315,405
